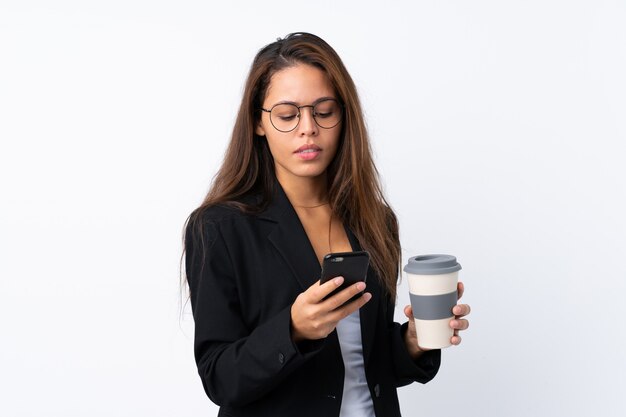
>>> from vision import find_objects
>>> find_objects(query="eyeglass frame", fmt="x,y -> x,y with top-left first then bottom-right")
259,98 -> 344,133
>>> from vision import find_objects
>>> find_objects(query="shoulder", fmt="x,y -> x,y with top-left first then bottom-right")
186,195 -> 266,240
382,205 -> 399,238
193,204 -> 246,224
184,206 -> 244,269
187,203 -> 251,237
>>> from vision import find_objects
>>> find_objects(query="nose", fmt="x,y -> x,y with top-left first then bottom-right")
297,106 -> 318,136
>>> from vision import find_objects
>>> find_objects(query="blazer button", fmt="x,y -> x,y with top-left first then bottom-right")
278,352 -> 285,364
374,384 -> 380,398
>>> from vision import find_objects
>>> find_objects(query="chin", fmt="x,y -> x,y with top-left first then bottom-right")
292,164 -> 329,178
275,159 -> 331,181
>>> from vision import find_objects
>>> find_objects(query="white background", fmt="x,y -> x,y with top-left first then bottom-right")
1,1 -> 625,416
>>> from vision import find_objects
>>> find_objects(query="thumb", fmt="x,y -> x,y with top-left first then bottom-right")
404,305 -> 413,320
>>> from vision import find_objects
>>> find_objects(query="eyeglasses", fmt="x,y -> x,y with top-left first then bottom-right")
260,98 -> 343,133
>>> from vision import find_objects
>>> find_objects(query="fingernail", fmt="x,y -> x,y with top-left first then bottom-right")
356,282 -> 366,291
363,292 -> 372,301
334,277 -> 344,286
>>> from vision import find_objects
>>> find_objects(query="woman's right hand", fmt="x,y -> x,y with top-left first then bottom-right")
290,277 -> 372,342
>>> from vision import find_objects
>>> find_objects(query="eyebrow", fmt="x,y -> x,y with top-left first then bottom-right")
271,96 -> 336,107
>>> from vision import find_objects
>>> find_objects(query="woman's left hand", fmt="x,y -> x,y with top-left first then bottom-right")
403,281 -> 471,359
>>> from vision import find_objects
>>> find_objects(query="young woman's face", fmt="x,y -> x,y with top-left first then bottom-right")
256,64 -> 342,184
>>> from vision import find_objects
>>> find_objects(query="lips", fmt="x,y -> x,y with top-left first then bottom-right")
294,144 -> 322,154
294,144 -> 322,161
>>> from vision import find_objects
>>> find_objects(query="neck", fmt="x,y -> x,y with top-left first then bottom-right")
277,171 -> 329,207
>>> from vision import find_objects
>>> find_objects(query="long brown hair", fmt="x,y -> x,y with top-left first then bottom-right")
184,32 -> 401,300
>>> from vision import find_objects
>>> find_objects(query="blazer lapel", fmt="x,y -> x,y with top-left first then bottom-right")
259,182 -> 322,291
344,225 -> 380,364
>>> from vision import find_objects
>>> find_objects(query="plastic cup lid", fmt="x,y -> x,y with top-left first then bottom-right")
403,254 -> 462,275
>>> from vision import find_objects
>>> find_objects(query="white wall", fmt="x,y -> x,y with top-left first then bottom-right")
1,1 -> 624,416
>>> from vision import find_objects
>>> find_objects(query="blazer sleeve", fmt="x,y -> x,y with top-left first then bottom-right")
387,287 -> 441,386
381,209 -> 441,386
185,217 -> 323,407
391,323 -> 441,387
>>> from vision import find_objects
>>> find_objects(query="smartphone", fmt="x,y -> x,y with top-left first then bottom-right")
320,251 -> 370,303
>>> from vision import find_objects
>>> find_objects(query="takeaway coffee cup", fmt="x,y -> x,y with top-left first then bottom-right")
404,254 -> 462,349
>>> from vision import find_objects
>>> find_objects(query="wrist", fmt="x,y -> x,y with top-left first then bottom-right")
290,322 -> 305,343
289,304 -> 305,343
403,323 -> 427,360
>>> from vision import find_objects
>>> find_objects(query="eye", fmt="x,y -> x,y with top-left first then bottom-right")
315,110 -> 333,118
314,100 -> 338,118
272,104 -> 299,121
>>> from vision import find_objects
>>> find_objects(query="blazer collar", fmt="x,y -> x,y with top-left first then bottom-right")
258,180 -> 380,361
256,180 -> 294,223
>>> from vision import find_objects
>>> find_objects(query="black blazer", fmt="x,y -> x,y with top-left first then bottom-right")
185,183 -> 441,417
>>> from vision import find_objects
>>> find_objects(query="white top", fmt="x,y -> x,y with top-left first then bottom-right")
335,309 -> 376,417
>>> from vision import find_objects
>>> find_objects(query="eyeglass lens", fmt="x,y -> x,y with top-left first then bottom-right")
270,99 -> 341,132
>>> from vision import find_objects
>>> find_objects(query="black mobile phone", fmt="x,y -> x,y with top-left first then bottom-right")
320,251 -> 370,302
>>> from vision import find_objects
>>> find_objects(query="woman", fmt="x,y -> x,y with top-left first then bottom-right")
184,32 -> 470,417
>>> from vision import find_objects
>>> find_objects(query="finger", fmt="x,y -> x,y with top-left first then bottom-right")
453,303 -> 471,317
309,277 -> 345,302
323,281 -> 366,311
457,281 -> 465,300
451,335 -> 462,345
328,291 -> 372,322
449,319 -> 469,331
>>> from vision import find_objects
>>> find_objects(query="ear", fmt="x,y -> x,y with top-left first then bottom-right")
255,120 -> 266,137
